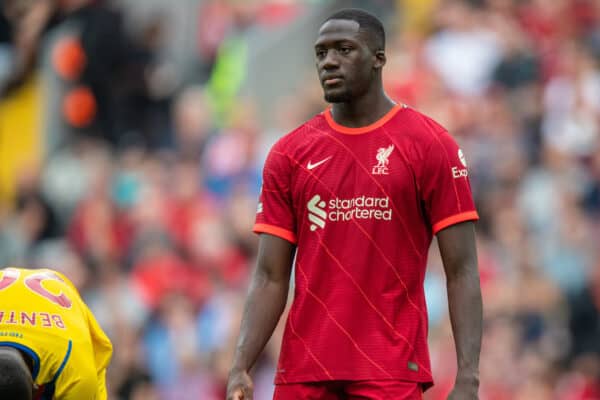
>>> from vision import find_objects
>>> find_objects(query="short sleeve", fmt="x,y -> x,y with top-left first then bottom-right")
52,286 -> 112,399
253,143 -> 297,244
419,130 -> 479,235
84,305 -> 112,400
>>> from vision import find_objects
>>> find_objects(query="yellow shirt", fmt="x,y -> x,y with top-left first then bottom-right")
0,268 -> 113,399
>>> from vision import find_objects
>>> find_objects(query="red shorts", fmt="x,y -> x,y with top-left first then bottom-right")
273,380 -> 423,400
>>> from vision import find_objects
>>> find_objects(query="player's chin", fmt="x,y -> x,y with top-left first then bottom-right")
324,89 -> 351,103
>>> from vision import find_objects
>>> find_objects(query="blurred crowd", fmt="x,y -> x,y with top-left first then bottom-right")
0,0 -> 599,399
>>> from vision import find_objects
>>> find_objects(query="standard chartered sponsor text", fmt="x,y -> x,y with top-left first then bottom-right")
310,194 -> 392,221
329,207 -> 392,221
307,194 -> 392,231
328,195 -> 392,221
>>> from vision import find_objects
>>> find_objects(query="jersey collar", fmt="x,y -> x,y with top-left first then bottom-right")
324,104 -> 404,135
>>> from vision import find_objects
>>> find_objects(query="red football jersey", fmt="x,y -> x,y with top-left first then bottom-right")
254,104 -> 478,387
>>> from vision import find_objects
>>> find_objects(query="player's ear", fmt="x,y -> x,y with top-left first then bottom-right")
374,50 -> 386,69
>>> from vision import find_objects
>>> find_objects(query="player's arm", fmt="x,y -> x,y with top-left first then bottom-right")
437,221 -> 482,399
227,233 -> 295,400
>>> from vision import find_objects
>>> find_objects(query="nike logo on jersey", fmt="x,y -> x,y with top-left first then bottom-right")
307,156 -> 332,170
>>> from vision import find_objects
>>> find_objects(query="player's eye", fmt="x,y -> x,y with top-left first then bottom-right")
316,49 -> 327,59
339,47 -> 352,55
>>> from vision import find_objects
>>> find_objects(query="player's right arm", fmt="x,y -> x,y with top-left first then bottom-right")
226,233 -> 295,400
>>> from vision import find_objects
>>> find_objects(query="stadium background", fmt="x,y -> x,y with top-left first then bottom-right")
1,0 -> 599,398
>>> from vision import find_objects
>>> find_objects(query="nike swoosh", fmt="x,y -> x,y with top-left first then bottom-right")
307,156 -> 332,170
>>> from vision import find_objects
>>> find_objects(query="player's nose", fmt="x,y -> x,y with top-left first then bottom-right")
320,50 -> 340,70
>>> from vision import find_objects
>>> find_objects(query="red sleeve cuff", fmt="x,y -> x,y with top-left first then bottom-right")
432,211 -> 479,235
253,223 -> 297,244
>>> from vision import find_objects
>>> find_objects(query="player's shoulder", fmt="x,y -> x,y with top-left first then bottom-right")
392,105 -> 453,146
272,112 -> 327,150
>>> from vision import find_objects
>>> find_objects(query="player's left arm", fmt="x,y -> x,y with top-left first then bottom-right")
437,221 -> 482,399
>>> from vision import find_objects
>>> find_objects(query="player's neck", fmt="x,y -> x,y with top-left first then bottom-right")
0,347 -> 33,376
330,91 -> 395,128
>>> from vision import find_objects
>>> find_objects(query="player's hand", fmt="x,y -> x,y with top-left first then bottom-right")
226,369 -> 254,400
447,381 -> 478,400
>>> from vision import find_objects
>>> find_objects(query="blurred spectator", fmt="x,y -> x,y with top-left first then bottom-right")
143,293 -> 220,399
542,42 -> 600,157
171,86 -> 216,159
116,369 -> 160,400
424,1 -> 502,97
567,262 -> 600,360
196,0 -> 236,79
0,165 -> 60,266
202,99 -> 262,199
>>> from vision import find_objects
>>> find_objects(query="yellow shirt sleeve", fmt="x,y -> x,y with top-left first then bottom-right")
85,303 -> 112,399
96,368 -> 108,399
51,271 -> 113,399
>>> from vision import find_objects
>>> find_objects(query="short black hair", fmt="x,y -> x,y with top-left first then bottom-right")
324,8 -> 385,51
0,352 -> 32,400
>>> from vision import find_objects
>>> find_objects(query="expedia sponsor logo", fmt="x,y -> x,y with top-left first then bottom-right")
452,148 -> 469,179
307,194 -> 392,231
452,166 -> 468,178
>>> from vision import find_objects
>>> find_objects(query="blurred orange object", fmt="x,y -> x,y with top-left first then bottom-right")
62,85 -> 96,127
52,36 -> 86,80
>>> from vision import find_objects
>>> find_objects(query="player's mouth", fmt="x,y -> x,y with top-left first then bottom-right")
323,76 -> 344,86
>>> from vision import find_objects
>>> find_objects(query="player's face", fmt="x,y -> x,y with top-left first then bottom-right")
315,19 -> 377,103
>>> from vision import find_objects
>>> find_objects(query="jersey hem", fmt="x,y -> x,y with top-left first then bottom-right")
432,211 -> 479,234
274,374 -> 433,389
253,223 -> 297,244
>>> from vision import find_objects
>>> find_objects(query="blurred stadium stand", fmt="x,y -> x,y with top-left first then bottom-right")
1,0 -> 600,399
